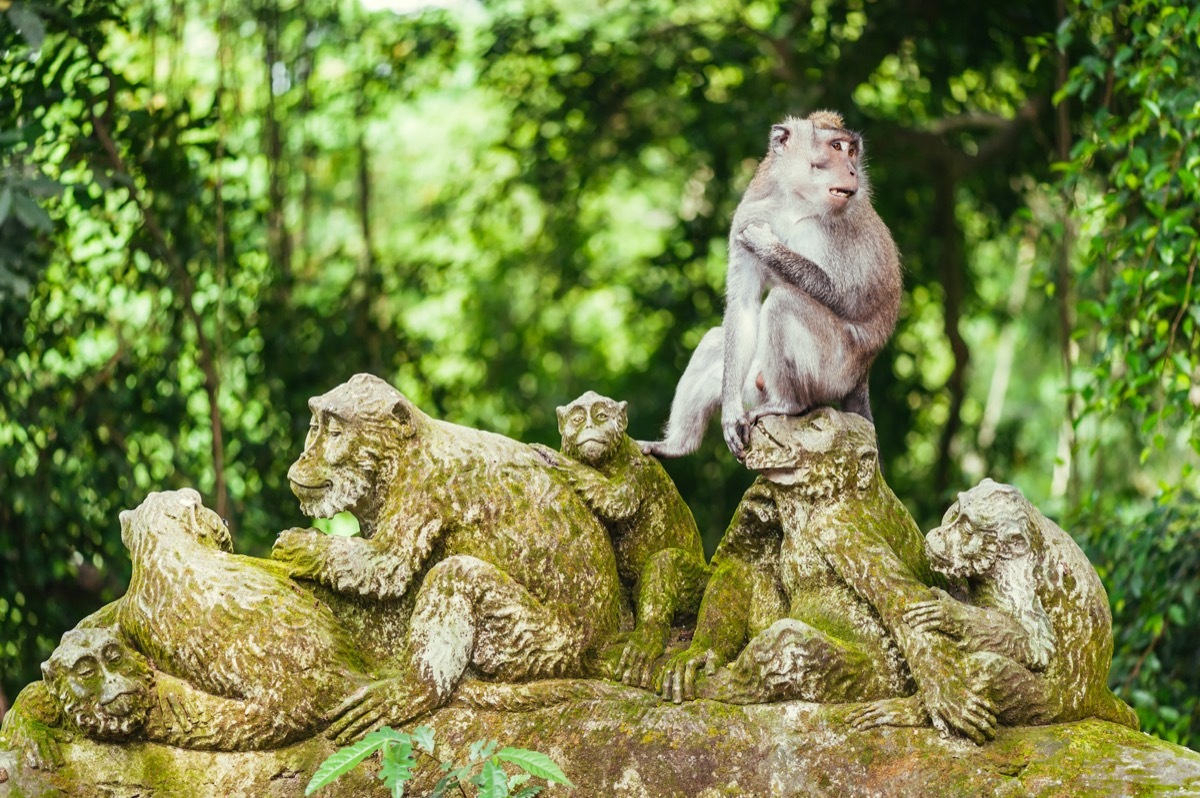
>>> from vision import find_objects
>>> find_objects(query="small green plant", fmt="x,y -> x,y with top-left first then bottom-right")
305,725 -> 573,798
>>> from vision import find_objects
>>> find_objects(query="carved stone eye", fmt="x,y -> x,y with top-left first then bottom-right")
73,658 -> 98,678
103,644 -> 123,663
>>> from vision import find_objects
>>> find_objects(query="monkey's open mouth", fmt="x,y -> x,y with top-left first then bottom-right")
290,479 -> 332,494
829,188 -> 856,198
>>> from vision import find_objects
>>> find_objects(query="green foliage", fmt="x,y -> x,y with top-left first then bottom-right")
306,726 -> 571,797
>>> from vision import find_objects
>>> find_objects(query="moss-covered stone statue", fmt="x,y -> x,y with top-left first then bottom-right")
271,374 -> 622,742
531,391 -> 710,687
659,410 -> 1010,743
848,478 -> 1138,732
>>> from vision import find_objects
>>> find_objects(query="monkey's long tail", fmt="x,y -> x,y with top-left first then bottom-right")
637,327 -> 724,458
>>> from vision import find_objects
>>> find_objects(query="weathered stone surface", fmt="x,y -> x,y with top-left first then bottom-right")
3,690 -> 1198,797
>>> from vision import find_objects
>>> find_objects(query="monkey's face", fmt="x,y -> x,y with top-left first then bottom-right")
289,410 -> 378,519
926,498 -> 1005,579
119,489 -> 233,554
769,118 -> 862,214
557,392 -> 628,466
43,627 -> 153,741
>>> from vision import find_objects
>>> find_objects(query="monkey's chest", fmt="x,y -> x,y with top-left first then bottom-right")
778,216 -> 828,268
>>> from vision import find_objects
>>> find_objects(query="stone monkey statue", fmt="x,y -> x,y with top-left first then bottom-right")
272,374 -> 622,743
658,410 -> 999,744
531,391 -> 710,688
640,111 -> 900,460
849,479 -> 1139,733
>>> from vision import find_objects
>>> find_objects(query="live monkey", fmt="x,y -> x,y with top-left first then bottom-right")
639,111 -> 901,460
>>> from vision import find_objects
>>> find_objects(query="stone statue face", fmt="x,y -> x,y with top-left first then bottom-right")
42,627 -> 153,741
287,374 -> 418,520
557,391 -> 628,465
925,480 -> 1031,578
744,409 -> 877,493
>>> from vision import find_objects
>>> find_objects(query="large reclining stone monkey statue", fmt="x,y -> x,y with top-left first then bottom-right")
532,391 -> 710,688
658,409 -> 998,743
272,373 -> 623,743
849,478 -> 1138,732
1,489 -> 383,768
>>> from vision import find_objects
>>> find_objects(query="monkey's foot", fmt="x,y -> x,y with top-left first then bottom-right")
617,634 -> 666,691
656,646 -> 720,704
847,696 -> 928,731
325,676 -> 440,745
746,401 -> 809,425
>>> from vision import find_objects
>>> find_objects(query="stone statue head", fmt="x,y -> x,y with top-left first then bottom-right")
556,391 -> 629,466
288,373 -> 425,520
119,488 -> 233,555
925,478 -> 1041,579
743,408 -> 878,494
41,626 -> 153,741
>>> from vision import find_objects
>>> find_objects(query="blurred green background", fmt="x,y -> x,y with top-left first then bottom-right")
1,0 -> 1197,746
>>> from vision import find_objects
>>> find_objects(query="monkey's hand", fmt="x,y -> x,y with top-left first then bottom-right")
655,645 -> 720,704
8,719 -> 72,771
847,696 -> 929,731
617,632 -> 667,691
270,527 -> 325,578
904,588 -> 966,639
913,654 -> 997,745
529,442 -> 570,467
721,409 -> 752,460
737,221 -> 780,256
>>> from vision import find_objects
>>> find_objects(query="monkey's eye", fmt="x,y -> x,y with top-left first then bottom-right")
832,141 -> 842,151
570,410 -> 586,425
73,658 -> 97,678
103,644 -> 122,663
594,411 -> 608,422
848,146 -> 858,158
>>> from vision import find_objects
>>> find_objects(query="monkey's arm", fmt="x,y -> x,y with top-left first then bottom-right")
560,461 -> 640,522
721,244 -> 767,458
906,590 -> 1055,672
738,222 -> 851,318
271,516 -> 444,601
0,681 -> 70,770
797,502 -> 998,743
147,672 -> 314,751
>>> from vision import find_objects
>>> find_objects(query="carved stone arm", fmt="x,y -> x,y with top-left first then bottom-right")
271,517 -> 445,601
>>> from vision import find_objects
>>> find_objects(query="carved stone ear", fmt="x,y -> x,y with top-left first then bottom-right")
855,445 -> 877,491
391,399 -> 418,438
617,401 -> 629,434
556,405 -> 569,434
770,124 -> 790,152
41,659 -> 53,681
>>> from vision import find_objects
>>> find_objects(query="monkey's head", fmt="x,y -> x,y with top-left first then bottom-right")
767,110 -> 864,215
119,488 -> 233,557
744,408 -> 878,497
288,373 -> 426,525
41,626 -> 154,741
925,479 -> 1041,579
557,391 -> 629,466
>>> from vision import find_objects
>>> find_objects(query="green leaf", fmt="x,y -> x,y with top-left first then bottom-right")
471,760 -> 510,798
305,728 -> 408,795
379,739 -> 416,789
411,725 -> 435,754
495,748 -> 573,786
469,738 -> 499,762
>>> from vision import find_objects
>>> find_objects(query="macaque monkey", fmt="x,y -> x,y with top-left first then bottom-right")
639,110 -> 901,459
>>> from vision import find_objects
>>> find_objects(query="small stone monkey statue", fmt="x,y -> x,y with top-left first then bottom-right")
533,391 -> 710,688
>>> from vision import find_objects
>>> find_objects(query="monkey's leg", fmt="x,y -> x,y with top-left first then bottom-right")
841,379 -> 874,424
698,618 -> 895,705
969,651 -> 1059,727
327,554 -> 580,743
638,327 -> 724,458
618,550 -> 713,689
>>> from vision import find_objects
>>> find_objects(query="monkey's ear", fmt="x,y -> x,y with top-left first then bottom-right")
41,660 -> 53,681
616,401 -> 629,434
769,124 -> 790,152
390,400 -> 418,438
855,445 -> 878,491
555,405 -> 568,434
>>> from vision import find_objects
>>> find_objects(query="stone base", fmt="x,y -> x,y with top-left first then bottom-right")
3,687 -> 1199,797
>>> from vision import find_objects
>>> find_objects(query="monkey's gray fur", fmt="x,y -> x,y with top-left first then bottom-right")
640,111 -> 901,459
